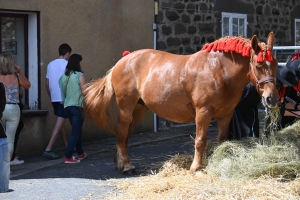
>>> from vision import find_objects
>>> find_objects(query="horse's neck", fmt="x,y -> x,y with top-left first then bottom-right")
220,52 -> 251,88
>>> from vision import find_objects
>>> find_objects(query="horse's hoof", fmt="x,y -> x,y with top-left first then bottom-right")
122,168 -> 136,175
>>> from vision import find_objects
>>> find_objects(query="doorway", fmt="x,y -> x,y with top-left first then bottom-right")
0,13 -> 28,105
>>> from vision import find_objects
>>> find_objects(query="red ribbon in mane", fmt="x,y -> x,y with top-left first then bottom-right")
201,37 -> 251,57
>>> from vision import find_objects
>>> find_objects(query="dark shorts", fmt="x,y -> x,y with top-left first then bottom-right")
52,102 -> 67,118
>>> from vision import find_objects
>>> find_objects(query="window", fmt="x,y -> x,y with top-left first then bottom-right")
295,19 -> 300,46
0,11 -> 39,110
222,12 -> 247,37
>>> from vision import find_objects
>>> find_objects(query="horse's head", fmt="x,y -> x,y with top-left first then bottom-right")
249,32 -> 278,108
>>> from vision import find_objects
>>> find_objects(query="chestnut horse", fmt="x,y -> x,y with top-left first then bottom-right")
84,32 -> 278,174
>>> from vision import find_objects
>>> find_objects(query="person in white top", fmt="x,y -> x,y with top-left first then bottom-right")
43,43 -> 72,159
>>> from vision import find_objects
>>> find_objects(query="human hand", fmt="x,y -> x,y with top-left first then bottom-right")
85,82 -> 91,88
285,102 -> 295,110
14,65 -> 21,73
285,96 -> 300,110
85,78 -> 94,87
285,102 -> 300,111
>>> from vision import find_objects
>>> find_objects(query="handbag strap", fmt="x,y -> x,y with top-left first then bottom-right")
15,72 -> 20,90
66,74 -> 71,90
65,72 -> 72,94
15,72 -> 23,108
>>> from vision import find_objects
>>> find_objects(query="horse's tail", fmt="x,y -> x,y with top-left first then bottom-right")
84,69 -> 115,133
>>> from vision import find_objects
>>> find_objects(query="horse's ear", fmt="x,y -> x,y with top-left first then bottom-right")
251,35 -> 260,53
267,32 -> 275,51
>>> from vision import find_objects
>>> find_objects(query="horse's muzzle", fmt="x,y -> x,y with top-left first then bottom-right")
262,96 -> 278,108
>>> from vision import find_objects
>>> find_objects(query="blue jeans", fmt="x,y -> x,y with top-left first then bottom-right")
0,138 -> 9,193
64,106 -> 84,158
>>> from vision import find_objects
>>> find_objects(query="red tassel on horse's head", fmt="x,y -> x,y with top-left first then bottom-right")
257,51 -> 264,63
122,51 -> 131,57
228,38 -> 238,52
219,39 -> 225,51
265,49 -> 273,62
242,46 -> 251,57
201,44 -> 208,51
235,40 -> 241,53
212,41 -> 219,51
206,43 -> 214,52
257,49 -> 273,63
224,40 -> 230,53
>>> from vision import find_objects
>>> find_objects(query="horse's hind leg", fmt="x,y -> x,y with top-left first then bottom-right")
128,103 -> 149,138
115,102 -> 148,175
114,103 -> 148,160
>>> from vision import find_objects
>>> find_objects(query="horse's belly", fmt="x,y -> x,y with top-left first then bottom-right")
146,101 -> 195,123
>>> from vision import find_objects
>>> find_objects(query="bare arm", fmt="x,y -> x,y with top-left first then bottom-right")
284,101 -> 300,117
79,75 -> 86,95
45,78 -> 51,98
284,110 -> 300,118
15,65 -> 31,89
285,102 -> 300,111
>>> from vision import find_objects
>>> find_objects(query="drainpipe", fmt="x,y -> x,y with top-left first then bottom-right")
153,22 -> 158,132
153,0 -> 158,132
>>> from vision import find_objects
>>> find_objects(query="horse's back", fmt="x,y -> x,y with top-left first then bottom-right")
111,49 -> 196,122
112,49 -> 248,121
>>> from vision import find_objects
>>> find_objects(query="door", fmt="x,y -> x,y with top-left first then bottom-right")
0,13 -> 28,105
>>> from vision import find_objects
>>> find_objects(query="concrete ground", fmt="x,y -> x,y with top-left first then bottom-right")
0,123 -> 219,200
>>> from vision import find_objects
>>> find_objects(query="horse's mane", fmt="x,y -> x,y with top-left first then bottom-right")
201,36 -> 273,63
201,36 -> 252,57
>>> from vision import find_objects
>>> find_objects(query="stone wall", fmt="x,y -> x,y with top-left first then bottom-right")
156,0 -> 300,54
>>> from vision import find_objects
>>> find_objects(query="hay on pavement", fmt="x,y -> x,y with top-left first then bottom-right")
103,119 -> 300,200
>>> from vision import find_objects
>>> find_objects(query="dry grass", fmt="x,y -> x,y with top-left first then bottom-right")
264,107 -> 281,136
101,116 -> 300,200
104,164 -> 300,200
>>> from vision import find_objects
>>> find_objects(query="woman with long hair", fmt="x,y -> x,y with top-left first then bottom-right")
59,54 -> 87,163
0,52 -> 30,162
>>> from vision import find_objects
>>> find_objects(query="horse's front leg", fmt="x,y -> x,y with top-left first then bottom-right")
217,111 -> 234,143
190,108 -> 212,173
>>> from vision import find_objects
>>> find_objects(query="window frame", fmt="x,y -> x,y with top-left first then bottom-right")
221,12 -> 247,37
295,18 -> 300,46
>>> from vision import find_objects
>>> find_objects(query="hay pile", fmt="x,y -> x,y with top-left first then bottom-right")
102,120 -> 300,200
104,172 -> 300,200
103,154 -> 300,199
205,127 -> 300,179
205,119 -> 300,180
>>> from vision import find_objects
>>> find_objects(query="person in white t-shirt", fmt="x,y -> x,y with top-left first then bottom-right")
43,43 -> 72,159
